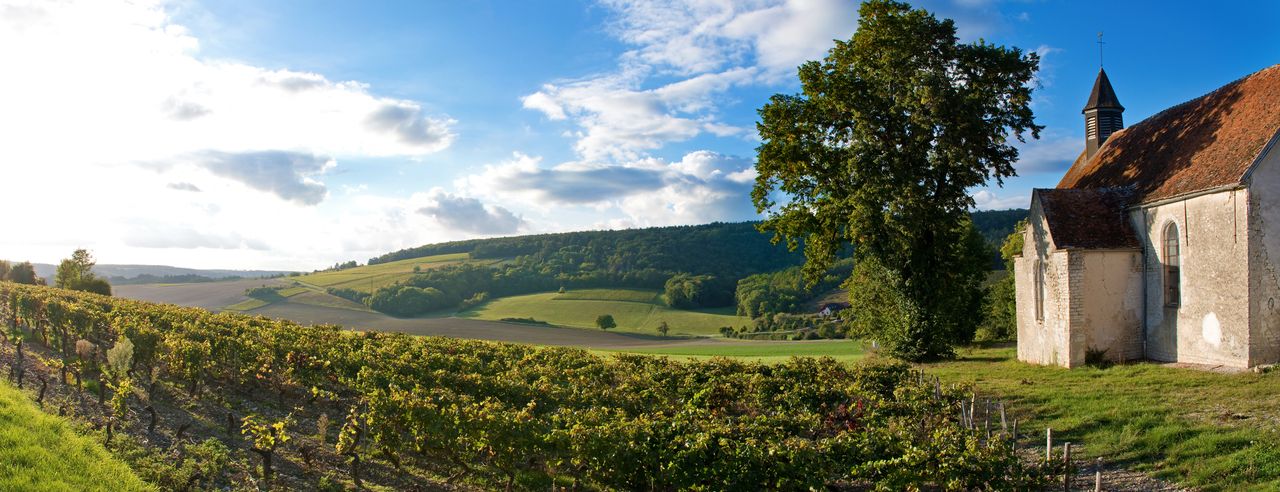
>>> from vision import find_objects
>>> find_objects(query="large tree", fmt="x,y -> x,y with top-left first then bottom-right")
55,249 -> 112,296
4,261 -> 40,285
751,0 -> 1040,360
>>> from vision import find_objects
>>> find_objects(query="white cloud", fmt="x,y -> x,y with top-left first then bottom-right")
1013,132 -> 1083,174
525,65 -> 761,160
521,92 -> 567,120
600,0 -> 858,77
416,190 -> 525,235
972,189 -> 1030,211
524,0 -> 860,161
0,0 -> 458,269
721,0 -> 860,77
459,151 -> 760,227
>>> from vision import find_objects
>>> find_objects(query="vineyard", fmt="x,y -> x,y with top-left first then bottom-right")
0,281 -> 1055,490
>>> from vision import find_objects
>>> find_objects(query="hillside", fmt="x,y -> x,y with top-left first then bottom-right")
457,288 -> 752,336
27,263 -> 292,284
0,380 -> 152,491
0,281 -> 1046,490
348,213 -> 1026,317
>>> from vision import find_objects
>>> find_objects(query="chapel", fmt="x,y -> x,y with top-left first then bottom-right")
1015,63 -> 1280,368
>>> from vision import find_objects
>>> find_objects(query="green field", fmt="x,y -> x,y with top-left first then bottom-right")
223,298 -> 268,311
278,285 -> 310,297
296,252 -> 473,293
0,380 -> 153,491
458,288 -> 752,336
604,339 -> 867,362
925,346 -> 1280,490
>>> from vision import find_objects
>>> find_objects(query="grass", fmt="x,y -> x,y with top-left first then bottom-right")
287,290 -> 371,311
277,286 -> 310,297
0,379 -> 153,491
457,288 -> 752,336
603,339 -> 867,363
923,346 -> 1280,491
223,298 -> 268,311
296,252 -> 472,293
555,289 -> 659,302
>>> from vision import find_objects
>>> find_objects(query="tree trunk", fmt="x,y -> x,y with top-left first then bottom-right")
145,405 -> 157,436
36,377 -> 47,406
252,448 -> 273,485
300,444 -> 314,469
225,411 -> 236,437
349,453 -> 362,489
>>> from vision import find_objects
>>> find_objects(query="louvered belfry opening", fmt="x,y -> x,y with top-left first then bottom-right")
1083,68 -> 1125,160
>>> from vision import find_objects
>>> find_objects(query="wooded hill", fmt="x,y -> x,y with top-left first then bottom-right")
352,211 -> 1026,318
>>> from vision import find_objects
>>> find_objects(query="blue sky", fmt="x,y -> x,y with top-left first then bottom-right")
1,0 -> 1277,270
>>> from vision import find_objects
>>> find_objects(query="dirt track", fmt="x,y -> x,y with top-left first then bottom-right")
115,281 -> 715,349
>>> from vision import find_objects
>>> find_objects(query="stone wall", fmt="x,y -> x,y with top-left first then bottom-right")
1016,200 -> 1073,367
1133,189 -> 1251,367
1070,250 -> 1144,364
1247,134 -> 1280,366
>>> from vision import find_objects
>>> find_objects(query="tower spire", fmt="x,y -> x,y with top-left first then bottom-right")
1083,57 -> 1124,160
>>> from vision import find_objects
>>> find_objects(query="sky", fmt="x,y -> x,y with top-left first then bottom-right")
1,0 -> 1277,271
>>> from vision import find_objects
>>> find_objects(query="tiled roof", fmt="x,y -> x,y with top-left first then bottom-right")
1036,188 -> 1140,250
1059,64 -> 1280,203
1083,68 -> 1124,111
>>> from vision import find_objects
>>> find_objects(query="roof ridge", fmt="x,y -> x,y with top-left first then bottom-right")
1056,62 -> 1280,202
1124,63 -> 1280,135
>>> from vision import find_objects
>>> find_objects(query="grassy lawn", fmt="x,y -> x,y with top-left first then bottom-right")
457,288 -> 752,336
602,339 -> 867,363
277,285 -> 311,297
923,346 -> 1280,490
223,298 -> 268,311
297,252 -> 472,292
287,290 -> 371,311
0,380 -> 153,491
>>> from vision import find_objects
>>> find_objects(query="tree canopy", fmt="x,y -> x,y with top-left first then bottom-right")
751,0 -> 1041,360
54,249 -> 112,296
0,260 -> 40,285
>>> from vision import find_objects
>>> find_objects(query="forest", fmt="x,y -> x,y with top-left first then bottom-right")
363,211 -> 1025,318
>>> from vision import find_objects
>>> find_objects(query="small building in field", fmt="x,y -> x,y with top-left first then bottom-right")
1015,64 -> 1280,369
818,302 -> 850,318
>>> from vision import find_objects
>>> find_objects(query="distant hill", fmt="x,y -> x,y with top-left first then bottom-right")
350,212 -> 1028,317
370,211 -> 1028,272
29,263 -> 292,284
970,208 -> 1028,245
970,208 -> 1029,268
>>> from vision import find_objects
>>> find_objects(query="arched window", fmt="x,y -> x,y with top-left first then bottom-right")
1164,223 -> 1180,307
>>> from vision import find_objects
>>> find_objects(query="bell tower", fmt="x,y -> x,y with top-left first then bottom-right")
1083,68 -> 1124,160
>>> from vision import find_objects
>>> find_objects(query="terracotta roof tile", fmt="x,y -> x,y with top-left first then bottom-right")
1036,187 -> 1140,250
1058,64 -> 1280,203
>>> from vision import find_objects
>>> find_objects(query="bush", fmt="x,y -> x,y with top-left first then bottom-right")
244,286 -> 284,302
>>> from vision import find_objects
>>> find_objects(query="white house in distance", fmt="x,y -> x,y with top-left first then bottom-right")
1015,63 -> 1280,369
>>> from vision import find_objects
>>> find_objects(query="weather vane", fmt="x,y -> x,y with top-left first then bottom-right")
1097,31 -> 1105,68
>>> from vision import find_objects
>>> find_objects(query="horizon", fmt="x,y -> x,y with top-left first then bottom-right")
2,0 -> 1276,270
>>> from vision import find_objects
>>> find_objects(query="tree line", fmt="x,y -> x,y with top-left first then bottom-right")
358,210 -> 1023,319
3,249 -> 112,296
